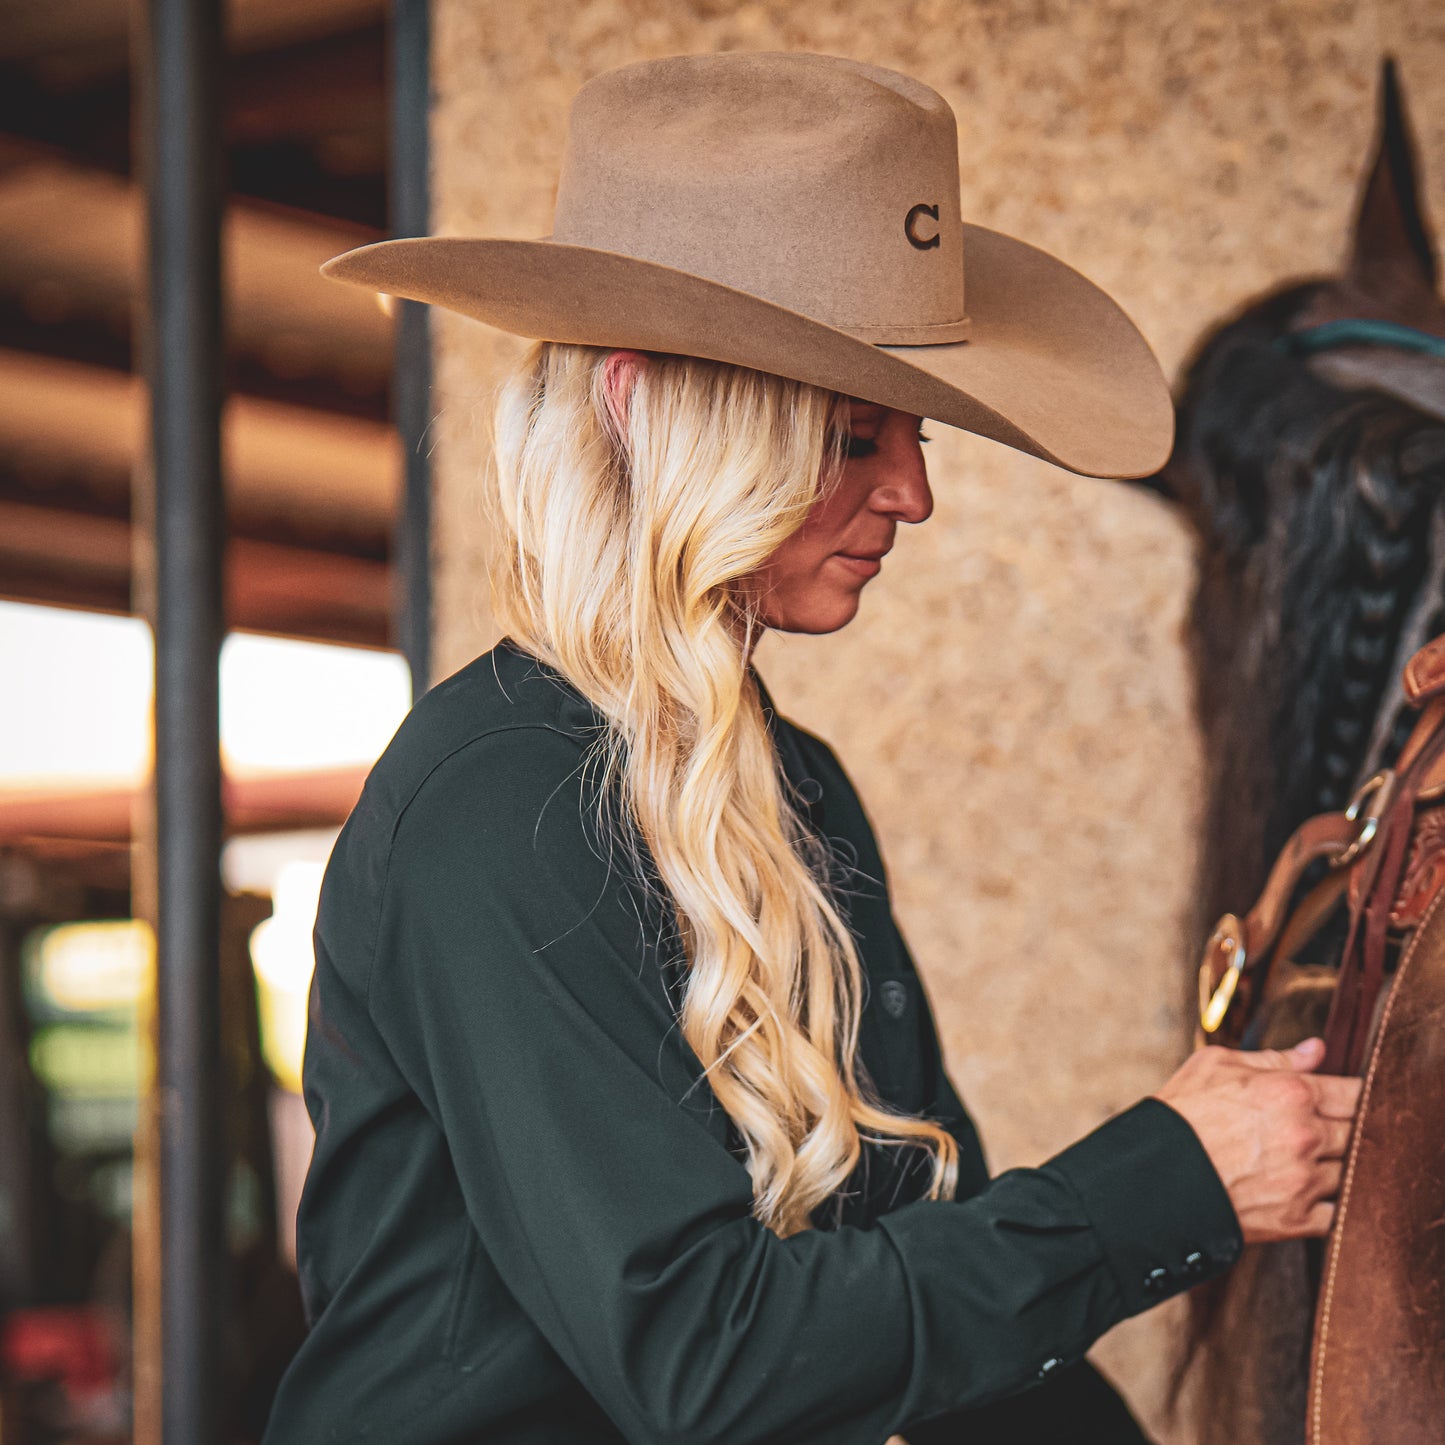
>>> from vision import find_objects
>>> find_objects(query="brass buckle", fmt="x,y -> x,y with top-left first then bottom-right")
1198,912 -> 1247,1036
1330,769 -> 1396,871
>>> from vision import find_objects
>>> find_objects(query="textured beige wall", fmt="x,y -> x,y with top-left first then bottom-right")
425,3 -> 1445,1438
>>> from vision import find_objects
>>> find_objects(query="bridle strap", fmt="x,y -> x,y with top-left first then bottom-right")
1282,318 -> 1445,358
1322,711 -> 1445,1074
1198,693 -> 1445,1053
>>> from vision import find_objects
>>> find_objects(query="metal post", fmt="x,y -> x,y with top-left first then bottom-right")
140,0 -> 226,1437
391,0 -> 432,694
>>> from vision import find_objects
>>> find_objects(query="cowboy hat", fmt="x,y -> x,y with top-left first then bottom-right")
321,50 -> 1173,479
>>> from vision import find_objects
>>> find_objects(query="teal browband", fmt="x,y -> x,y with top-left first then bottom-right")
1283,318 -> 1445,358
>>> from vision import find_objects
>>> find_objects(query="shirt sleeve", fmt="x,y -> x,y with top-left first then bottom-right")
902,1355 -> 1153,1444
888,929 -> 1153,1444
365,726 -> 1243,1445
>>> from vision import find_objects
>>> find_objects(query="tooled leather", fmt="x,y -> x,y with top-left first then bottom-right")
1390,804 -> 1445,929
1308,882 -> 1445,1443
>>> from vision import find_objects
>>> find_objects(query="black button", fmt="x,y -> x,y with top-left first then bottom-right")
878,980 -> 909,1020
1037,1356 -> 1063,1380
1143,1266 -> 1171,1296
1182,1250 -> 1209,1279
795,777 -> 823,804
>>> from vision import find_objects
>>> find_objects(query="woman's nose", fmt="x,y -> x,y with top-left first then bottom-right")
872,441 -> 933,524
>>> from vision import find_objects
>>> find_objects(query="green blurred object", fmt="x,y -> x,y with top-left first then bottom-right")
19,922 -> 147,1194
29,1023 -> 141,1097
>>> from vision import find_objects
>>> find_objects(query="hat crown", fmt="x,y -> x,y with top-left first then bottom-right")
552,52 -> 970,345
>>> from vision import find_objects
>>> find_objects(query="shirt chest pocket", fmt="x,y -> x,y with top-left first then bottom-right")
861,971 -> 929,1113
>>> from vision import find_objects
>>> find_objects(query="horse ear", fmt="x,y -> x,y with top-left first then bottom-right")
1347,57 -> 1439,299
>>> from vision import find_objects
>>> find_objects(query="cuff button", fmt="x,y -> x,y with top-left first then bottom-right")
1037,1357 -> 1063,1380
1143,1266 -> 1171,1296
1182,1250 -> 1209,1279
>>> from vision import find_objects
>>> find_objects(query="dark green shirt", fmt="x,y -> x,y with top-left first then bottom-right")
261,639 -> 1241,1444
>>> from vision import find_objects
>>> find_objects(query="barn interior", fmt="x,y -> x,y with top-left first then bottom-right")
0,2 -> 408,1437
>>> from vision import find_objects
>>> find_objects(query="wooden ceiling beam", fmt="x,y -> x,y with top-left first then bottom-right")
0,22 -> 387,227
0,496 -> 391,647
0,766 -> 369,846
0,348 -> 396,538
0,294 -> 388,422
0,143 -> 392,423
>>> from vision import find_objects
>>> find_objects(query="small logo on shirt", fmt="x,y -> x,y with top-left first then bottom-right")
879,980 -> 910,1019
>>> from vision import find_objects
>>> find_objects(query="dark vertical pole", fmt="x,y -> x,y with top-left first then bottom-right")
140,0 -> 226,1437
391,0 -> 432,695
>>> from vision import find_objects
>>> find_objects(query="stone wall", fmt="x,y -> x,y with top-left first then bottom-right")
425,3 -> 1445,1436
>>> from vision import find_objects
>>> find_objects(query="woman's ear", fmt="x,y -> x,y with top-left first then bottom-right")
601,349 -> 648,437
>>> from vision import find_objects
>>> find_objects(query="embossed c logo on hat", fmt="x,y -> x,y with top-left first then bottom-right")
904,203 -> 940,250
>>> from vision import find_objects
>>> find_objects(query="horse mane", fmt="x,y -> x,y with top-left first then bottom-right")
1161,284 -> 1444,943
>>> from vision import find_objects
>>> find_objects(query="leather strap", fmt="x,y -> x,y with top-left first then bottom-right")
1203,647 -> 1445,1056
1323,717 -> 1445,1074
1391,694 -> 1445,775
1327,789 -> 1414,1075
1420,742 -> 1445,803
1198,814 -> 1358,1046
1272,867 -> 1352,974
1242,814 -> 1361,965
1403,634 -> 1445,703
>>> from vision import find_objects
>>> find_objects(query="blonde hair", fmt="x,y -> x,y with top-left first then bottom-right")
485,341 -> 958,1236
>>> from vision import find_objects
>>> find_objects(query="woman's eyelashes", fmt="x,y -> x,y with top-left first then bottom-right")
844,425 -> 930,459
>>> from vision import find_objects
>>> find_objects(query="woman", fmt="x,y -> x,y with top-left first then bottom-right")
262,52 -> 1359,1444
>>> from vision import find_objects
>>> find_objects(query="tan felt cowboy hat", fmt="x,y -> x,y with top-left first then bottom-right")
322,51 -> 1173,479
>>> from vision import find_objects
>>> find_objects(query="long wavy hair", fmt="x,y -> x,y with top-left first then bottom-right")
484,340 -> 958,1236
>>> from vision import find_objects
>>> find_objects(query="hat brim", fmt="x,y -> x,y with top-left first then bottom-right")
321,224 -> 1172,479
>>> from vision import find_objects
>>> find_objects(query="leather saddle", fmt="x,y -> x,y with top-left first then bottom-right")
1196,634 -> 1445,1445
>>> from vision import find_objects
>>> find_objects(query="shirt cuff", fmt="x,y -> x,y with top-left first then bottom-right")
1042,1096 -> 1243,1316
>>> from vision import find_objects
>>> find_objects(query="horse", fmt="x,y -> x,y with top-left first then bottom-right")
1149,60 -> 1445,1445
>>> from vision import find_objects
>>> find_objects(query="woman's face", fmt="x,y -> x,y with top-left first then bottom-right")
600,353 -> 933,637
745,400 -> 934,635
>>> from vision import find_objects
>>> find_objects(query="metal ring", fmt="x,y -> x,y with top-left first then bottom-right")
1198,913 -> 1247,1035
1330,768 -> 1396,871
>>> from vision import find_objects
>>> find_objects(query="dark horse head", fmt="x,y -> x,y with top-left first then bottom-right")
1150,61 -> 1445,1445
1159,60 -> 1445,941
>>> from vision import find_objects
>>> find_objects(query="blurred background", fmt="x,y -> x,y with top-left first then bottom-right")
0,0 -> 411,1438
0,2 -> 1441,1443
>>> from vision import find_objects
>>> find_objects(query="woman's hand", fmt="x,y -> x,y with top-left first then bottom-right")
1151,1037 -> 1362,1244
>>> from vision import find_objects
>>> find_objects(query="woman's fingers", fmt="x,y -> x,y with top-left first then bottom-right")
1311,1158 -> 1344,1201
1285,1036 -> 1327,1070
1316,1115 -> 1355,1160
1307,1073 -> 1365,1118
1153,1042 -> 1366,1245
1231,1037 -> 1325,1072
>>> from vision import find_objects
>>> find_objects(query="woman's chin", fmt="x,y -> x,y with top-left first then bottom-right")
768,592 -> 864,636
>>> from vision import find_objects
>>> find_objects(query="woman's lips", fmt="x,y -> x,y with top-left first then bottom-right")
833,552 -> 884,578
